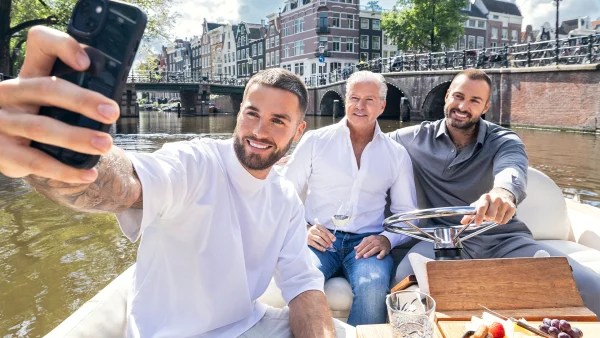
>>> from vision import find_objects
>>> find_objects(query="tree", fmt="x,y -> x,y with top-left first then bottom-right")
382,0 -> 469,53
1,0 -> 177,76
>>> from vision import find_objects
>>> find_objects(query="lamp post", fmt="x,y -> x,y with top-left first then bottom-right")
553,0 -> 562,64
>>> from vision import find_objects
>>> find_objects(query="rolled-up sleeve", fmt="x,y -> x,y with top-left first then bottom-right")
492,136 -> 528,204
274,198 -> 324,304
383,147 -> 418,248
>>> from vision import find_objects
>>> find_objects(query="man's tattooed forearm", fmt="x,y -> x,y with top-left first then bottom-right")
25,147 -> 142,214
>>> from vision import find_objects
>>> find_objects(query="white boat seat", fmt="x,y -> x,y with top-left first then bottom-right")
44,167 -> 600,336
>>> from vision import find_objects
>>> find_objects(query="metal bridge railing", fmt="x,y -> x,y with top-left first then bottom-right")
127,71 -> 248,86
305,33 -> 600,87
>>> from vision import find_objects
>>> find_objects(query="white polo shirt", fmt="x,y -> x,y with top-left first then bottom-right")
283,118 -> 418,248
115,138 -> 324,338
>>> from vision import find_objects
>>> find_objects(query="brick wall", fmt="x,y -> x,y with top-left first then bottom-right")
307,65 -> 600,131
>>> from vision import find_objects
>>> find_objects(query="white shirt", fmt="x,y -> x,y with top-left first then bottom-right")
115,138 -> 323,338
283,118 -> 417,248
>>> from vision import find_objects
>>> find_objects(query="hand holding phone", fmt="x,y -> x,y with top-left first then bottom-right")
30,0 -> 147,169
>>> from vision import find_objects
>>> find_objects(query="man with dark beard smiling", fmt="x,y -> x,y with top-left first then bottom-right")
0,26 -> 355,337
388,69 -> 600,316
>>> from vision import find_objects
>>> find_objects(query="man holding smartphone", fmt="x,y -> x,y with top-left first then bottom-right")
0,26 -> 353,338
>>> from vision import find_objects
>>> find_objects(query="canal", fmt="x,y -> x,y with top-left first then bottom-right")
0,113 -> 599,336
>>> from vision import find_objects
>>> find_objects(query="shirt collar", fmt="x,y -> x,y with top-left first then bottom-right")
436,118 -> 487,145
336,116 -> 385,140
224,139 -> 273,195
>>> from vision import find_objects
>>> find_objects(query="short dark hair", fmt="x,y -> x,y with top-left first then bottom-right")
243,68 -> 308,117
452,68 -> 492,101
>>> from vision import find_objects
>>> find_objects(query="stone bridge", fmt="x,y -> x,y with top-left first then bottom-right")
308,64 -> 600,131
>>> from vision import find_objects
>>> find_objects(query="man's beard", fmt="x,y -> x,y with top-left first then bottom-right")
444,105 -> 479,130
233,131 -> 295,171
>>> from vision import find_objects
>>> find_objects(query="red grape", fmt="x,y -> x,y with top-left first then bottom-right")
549,326 -> 560,337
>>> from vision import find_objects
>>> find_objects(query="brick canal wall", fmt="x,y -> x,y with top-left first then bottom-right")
307,64 -> 600,132
487,65 -> 600,132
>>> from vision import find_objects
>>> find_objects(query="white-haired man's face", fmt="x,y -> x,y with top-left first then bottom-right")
345,81 -> 386,128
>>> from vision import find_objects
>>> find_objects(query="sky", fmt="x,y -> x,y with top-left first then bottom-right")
167,0 -> 600,41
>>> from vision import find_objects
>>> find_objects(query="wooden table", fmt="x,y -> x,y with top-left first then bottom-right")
357,321 -> 600,338
356,323 -> 444,338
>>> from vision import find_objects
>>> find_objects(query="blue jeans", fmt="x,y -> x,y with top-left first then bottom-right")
309,231 -> 393,326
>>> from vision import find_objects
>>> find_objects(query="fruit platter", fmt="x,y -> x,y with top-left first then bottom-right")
462,312 -> 586,338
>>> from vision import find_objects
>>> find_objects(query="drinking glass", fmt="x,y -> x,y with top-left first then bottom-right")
325,200 -> 352,252
386,291 -> 436,338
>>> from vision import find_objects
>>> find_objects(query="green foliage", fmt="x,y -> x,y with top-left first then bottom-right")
5,0 -> 178,72
382,0 -> 470,53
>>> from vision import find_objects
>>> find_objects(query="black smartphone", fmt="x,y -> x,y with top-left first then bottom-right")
31,0 -> 147,169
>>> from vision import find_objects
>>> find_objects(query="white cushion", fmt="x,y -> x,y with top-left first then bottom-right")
517,168 -> 572,241
323,277 -> 353,311
539,240 -> 600,275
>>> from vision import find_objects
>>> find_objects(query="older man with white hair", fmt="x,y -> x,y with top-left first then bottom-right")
283,71 -> 417,325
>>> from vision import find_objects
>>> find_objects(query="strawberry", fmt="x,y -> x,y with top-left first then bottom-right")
488,322 -> 505,338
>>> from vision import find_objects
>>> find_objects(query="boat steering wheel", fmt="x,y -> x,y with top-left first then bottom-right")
383,206 -> 500,260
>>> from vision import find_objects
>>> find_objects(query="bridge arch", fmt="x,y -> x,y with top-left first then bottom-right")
381,82 -> 407,119
422,81 -> 451,121
319,90 -> 345,116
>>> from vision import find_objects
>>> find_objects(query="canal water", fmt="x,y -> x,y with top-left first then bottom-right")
1,113 -> 599,337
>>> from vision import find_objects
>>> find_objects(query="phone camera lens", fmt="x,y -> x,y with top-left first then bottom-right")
84,17 -> 96,29
80,2 -> 91,14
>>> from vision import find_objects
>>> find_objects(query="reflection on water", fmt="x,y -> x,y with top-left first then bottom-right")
0,112 -> 598,336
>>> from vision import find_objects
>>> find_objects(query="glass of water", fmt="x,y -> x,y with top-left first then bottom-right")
386,291 -> 436,338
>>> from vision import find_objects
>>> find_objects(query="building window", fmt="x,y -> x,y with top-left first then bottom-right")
293,19 -> 304,34
275,50 -> 279,64
476,36 -> 484,49
253,60 -> 257,73
332,37 -> 341,51
294,63 -> 304,76
252,44 -> 257,56
467,35 -> 475,49
312,63 -> 316,74
319,12 -> 328,28
361,18 -> 369,29
284,44 -> 289,58
383,34 -> 388,45
463,3 -> 471,10
493,15 -> 499,19
477,20 -> 485,29
502,28 -> 508,40
511,29 -> 518,41
372,20 -> 381,30
459,35 -> 466,50
491,42 -> 497,48
372,36 -> 380,50
294,41 -> 304,56
372,52 -> 380,59
319,36 -> 328,49
360,35 -> 369,49
258,42 -> 263,54
332,13 -> 340,27
270,37 -> 275,49
258,58 -> 263,70
284,23 -> 289,36
468,19 -> 475,27
266,53 -> 271,66
346,37 -> 354,52
346,14 -> 354,29
491,27 -> 498,39
275,37 -> 279,47
360,52 -> 368,61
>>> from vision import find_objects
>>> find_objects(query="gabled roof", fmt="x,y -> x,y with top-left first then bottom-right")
482,0 -> 522,17
248,27 -> 263,40
207,23 -> 222,31
559,18 -> 578,35
466,4 -> 487,18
